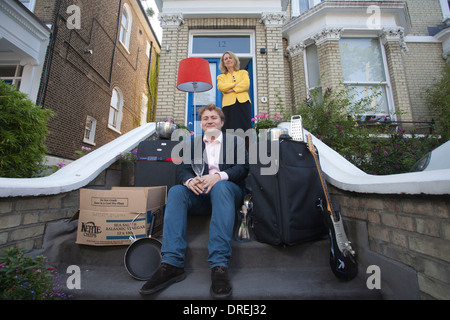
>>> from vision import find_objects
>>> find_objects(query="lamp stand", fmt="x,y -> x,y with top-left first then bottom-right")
193,82 -> 198,136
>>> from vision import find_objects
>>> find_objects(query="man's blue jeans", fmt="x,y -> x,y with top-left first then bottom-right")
161,181 -> 242,268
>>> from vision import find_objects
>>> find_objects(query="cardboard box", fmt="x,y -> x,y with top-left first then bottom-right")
76,186 -> 166,246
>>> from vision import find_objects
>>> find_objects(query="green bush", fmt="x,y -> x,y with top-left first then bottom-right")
0,81 -> 53,178
295,85 -> 372,168
359,126 -> 441,175
0,246 -> 69,300
425,63 -> 450,142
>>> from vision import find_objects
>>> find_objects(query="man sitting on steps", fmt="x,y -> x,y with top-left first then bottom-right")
139,104 -> 249,299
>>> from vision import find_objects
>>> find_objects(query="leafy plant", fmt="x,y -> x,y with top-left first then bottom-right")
117,147 -> 138,162
360,126 -> 441,175
293,84 -> 442,175
0,246 -> 69,300
0,81 -> 53,178
75,146 -> 92,156
295,85 -> 373,165
148,53 -> 160,122
424,63 -> 450,142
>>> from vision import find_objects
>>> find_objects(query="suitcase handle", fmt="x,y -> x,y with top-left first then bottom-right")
136,156 -> 182,164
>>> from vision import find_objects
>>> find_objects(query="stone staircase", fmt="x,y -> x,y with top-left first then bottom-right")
37,214 -> 381,300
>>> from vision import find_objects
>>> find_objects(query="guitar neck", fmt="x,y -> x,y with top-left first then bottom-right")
306,134 -> 337,221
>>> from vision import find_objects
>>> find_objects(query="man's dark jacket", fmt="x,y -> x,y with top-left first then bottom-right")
177,133 -> 249,192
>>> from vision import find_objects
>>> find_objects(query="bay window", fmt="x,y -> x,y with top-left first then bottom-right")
339,38 -> 392,117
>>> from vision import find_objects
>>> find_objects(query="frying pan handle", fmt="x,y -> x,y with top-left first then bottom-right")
148,208 -> 162,238
148,210 -> 156,238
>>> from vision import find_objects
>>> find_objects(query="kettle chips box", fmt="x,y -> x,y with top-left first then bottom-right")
76,187 -> 166,246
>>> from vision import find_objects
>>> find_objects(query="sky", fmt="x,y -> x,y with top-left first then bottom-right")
141,0 -> 163,43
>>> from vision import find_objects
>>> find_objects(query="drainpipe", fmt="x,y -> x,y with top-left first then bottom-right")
109,0 -> 123,85
147,41 -> 153,122
37,0 -> 62,107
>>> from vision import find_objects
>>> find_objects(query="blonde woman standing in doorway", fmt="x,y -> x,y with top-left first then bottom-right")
217,51 -> 252,132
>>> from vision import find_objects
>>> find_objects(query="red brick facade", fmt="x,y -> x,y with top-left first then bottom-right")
36,0 -> 160,159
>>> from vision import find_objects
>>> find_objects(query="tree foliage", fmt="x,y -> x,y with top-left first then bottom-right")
0,81 -> 53,178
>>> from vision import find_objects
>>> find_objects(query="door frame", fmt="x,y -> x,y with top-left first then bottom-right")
185,29 -> 258,133
186,58 -> 221,134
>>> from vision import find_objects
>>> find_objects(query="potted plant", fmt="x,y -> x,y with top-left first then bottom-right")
252,112 -> 286,140
117,148 -> 138,186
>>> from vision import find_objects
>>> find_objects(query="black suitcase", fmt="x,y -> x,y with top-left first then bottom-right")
249,137 -> 327,246
134,140 -> 181,189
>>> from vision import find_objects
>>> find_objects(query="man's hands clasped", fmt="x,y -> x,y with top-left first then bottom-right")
187,174 -> 221,195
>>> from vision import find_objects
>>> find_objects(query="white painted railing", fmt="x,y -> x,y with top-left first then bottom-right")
0,123 -> 156,197
311,130 -> 450,195
278,125 -> 450,195
1,122 -> 449,197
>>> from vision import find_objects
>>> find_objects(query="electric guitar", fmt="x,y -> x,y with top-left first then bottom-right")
307,134 -> 358,281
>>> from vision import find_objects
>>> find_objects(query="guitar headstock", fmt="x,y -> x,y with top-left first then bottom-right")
306,134 -> 316,154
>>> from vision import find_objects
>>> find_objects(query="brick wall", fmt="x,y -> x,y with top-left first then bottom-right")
0,190 -> 80,252
382,38 -> 414,122
156,15 -> 287,122
405,0 -> 444,36
404,42 -> 446,122
316,39 -> 343,93
285,42 -> 307,108
0,162 -> 121,253
156,15 -> 183,121
40,0 -> 159,160
332,186 -> 450,300
33,0 -> 57,25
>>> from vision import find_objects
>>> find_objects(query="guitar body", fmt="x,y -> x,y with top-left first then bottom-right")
316,199 -> 358,281
307,134 -> 358,282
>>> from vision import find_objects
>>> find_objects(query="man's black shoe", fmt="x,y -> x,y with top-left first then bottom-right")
210,266 -> 232,299
139,263 -> 186,295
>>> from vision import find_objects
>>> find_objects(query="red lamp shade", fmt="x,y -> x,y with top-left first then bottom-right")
176,58 -> 213,93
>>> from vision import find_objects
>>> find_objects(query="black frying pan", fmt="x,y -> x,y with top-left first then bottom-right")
124,209 -> 162,280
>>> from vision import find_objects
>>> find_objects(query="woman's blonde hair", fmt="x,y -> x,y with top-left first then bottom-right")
219,51 -> 240,74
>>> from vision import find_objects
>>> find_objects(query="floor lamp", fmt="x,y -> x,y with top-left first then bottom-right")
176,58 -> 213,136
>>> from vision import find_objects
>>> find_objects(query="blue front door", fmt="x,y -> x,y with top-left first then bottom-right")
186,58 -> 254,135
187,58 -> 221,135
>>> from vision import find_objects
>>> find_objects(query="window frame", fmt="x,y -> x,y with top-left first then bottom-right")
304,43 -> 322,96
108,87 -> 123,133
83,116 -> 97,145
19,0 -> 36,11
292,0 -> 323,17
189,29 -> 255,58
0,65 -> 24,88
339,36 -> 396,119
119,3 -> 133,52
140,93 -> 148,126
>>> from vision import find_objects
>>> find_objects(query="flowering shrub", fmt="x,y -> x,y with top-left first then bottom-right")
75,146 -> 92,156
117,147 -> 138,162
0,246 -> 69,300
294,85 -> 442,175
251,112 -> 282,133
360,126 -> 441,175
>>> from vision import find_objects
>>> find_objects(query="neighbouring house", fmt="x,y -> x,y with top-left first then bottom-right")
1,0 -> 161,161
154,0 -> 449,134
0,0 -> 51,103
